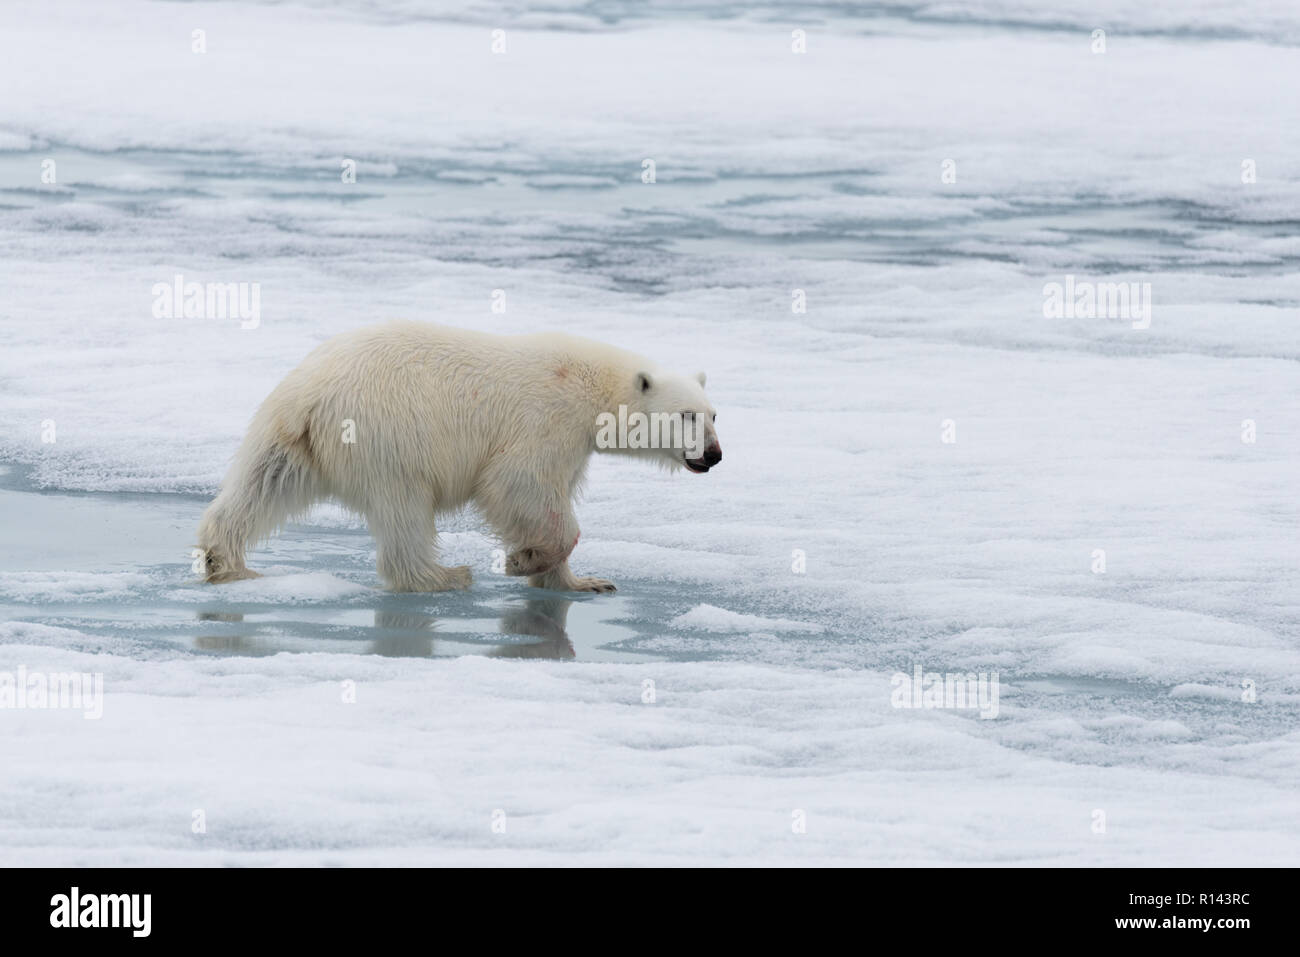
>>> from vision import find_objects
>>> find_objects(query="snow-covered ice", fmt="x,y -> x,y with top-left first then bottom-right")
0,0 -> 1297,864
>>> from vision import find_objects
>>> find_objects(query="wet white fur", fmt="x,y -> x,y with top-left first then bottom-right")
196,320 -> 718,592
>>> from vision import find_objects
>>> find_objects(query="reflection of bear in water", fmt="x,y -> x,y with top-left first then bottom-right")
370,597 -> 575,658
492,598 -> 575,659
193,598 -> 577,660
197,321 -> 721,593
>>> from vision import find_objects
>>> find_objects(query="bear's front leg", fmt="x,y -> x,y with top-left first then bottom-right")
477,465 -> 614,593
505,538 -> 615,592
504,537 -> 577,577
367,500 -> 471,592
527,560 -> 616,594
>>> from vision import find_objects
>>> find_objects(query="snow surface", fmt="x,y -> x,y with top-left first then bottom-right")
0,0 -> 1297,864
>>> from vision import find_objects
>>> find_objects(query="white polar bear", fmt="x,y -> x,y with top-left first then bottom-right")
197,321 -> 722,592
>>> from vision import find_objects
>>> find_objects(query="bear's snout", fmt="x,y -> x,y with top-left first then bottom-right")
686,442 -> 722,473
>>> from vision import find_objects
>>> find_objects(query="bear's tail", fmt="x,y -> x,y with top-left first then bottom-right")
196,415 -> 320,583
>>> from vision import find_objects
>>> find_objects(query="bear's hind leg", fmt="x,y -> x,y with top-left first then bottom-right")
197,439 -> 319,583
367,502 -> 471,592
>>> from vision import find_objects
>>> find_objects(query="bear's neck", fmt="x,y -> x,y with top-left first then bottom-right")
577,358 -> 638,455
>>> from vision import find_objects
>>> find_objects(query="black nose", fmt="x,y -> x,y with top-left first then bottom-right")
702,444 -> 722,466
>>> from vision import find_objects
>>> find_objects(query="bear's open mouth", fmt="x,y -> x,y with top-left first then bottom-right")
684,459 -> 710,473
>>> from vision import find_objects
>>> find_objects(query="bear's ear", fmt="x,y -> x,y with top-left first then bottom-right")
694,371 -> 707,388
636,371 -> 653,393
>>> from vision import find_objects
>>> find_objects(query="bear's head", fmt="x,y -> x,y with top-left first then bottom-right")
598,368 -> 722,473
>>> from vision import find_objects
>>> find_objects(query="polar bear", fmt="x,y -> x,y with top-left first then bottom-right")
196,321 -> 721,592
